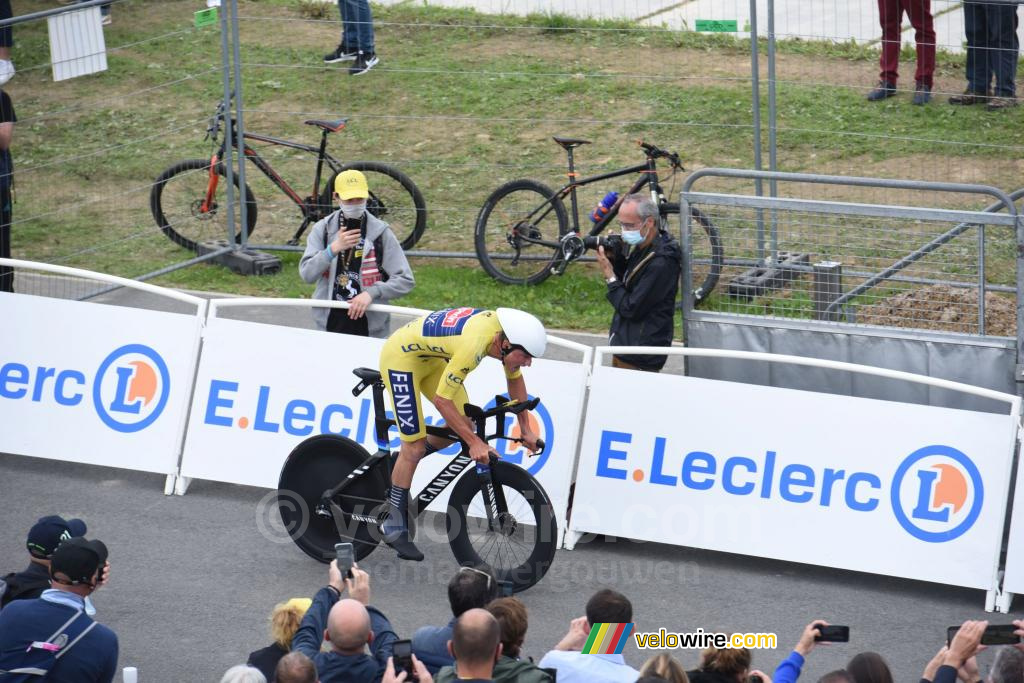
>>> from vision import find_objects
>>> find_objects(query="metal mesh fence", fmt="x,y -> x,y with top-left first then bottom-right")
684,186 -> 1019,337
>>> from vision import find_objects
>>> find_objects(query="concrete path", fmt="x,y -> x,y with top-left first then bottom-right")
374,0 -> 1024,55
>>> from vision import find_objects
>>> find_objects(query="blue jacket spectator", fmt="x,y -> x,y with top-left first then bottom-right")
291,561 -> 397,683
772,620 -> 827,683
0,536 -> 117,683
412,565 -> 497,674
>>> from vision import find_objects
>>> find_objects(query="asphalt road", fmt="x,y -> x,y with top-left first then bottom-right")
0,450 -> 1013,683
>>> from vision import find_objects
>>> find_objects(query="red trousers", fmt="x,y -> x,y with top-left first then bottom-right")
877,0 -> 935,87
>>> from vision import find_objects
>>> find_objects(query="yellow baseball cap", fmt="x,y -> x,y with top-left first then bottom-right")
334,170 -> 369,200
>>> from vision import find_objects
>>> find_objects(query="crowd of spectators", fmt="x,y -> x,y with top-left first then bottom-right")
3,515 -> 1024,683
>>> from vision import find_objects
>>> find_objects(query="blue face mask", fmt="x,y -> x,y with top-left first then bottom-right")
621,228 -> 644,245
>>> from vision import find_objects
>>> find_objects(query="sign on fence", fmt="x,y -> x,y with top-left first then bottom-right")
179,314 -> 585,536
0,293 -> 200,474
569,365 -> 1016,591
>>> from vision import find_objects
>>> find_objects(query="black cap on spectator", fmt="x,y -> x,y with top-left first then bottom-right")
50,537 -> 107,586
26,515 -> 87,559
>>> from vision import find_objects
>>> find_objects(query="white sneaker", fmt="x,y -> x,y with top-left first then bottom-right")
0,60 -> 15,87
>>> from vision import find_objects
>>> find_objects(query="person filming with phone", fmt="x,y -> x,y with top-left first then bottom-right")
290,558 -> 398,683
594,192 -> 682,373
300,169 -> 415,338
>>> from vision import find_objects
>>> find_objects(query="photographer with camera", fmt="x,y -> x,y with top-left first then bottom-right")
595,193 -> 682,372
299,169 -> 415,338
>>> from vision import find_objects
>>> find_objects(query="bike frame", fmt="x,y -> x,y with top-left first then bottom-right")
520,151 -> 667,249
202,126 -> 346,242
320,375 -> 515,537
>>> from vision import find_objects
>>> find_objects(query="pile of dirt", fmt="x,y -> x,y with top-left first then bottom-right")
857,284 -> 1017,336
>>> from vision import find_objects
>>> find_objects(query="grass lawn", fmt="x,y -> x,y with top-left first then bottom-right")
9,0 -> 1023,331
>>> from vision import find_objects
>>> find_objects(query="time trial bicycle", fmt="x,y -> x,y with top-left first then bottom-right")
474,138 -> 723,305
151,101 -> 427,252
277,367 -> 558,593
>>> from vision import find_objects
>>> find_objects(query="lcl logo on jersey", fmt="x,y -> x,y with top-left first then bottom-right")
92,344 -> 171,433
890,445 -> 983,543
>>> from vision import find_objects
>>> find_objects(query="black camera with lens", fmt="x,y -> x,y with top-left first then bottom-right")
582,234 -> 623,253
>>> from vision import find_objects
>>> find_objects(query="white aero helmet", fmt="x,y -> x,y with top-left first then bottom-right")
495,307 -> 547,358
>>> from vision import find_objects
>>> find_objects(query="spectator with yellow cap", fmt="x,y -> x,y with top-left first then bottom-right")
299,169 -> 414,338
246,597 -> 314,680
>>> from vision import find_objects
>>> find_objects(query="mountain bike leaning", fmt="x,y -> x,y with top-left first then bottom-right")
150,100 -> 427,252
276,367 -> 558,593
474,137 -> 724,305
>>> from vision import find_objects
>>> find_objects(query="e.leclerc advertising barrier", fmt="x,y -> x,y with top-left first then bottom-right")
569,364 -> 1016,591
998,465 -> 1024,609
0,292 -> 202,475
178,310 -> 585,535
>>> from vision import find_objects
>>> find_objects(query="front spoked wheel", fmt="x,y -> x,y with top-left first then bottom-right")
277,435 -> 387,563
150,158 -> 258,252
661,203 -> 723,306
474,179 -> 569,285
447,461 -> 558,593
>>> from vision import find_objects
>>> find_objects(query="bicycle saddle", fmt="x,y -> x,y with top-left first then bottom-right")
552,136 -> 591,149
304,118 -> 349,133
352,367 -> 383,383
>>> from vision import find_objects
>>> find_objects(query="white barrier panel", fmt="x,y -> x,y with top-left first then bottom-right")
569,351 -> 1018,594
179,310 -> 586,541
0,292 -> 201,475
998,465 -> 1024,611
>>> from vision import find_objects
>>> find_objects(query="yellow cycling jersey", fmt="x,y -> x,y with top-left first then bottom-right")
384,307 -> 520,401
379,308 -> 522,442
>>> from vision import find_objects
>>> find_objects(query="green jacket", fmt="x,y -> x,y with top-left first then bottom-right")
434,655 -> 554,683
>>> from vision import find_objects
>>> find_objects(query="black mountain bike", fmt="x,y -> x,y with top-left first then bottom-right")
474,138 -> 724,305
277,367 -> 558,593
151,101 -> 427,252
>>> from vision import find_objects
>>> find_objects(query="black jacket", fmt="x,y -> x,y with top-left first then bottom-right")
0,561 -> 51,608
607,230 -> 682,371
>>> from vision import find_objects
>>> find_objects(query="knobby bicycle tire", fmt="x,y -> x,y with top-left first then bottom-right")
277,434 -> 387,563
446,461 -> 558,593
661,203 -> 723,306
319,161 -> 428,250
474,179 -> 569,285
150,158 -> 258,252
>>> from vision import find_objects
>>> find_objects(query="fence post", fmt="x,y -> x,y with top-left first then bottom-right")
766,0 -> 779,264
1016,213 -> 1024,386
217,0 -> 238,247
229,0 -> 250,248
812,261 -> 843,322
748,0 -> 765,261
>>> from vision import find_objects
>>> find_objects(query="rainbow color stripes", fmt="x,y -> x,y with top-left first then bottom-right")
582,622 -> 635,655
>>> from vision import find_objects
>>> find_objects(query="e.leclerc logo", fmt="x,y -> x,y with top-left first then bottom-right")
890,445 -> 983,543
92,344 -> 171,432
0,343 -> 170,433
203,381 -> 554,475
594,432 -> 983,543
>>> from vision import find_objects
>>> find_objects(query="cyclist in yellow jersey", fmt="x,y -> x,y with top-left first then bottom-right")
378,307 -> 547,560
